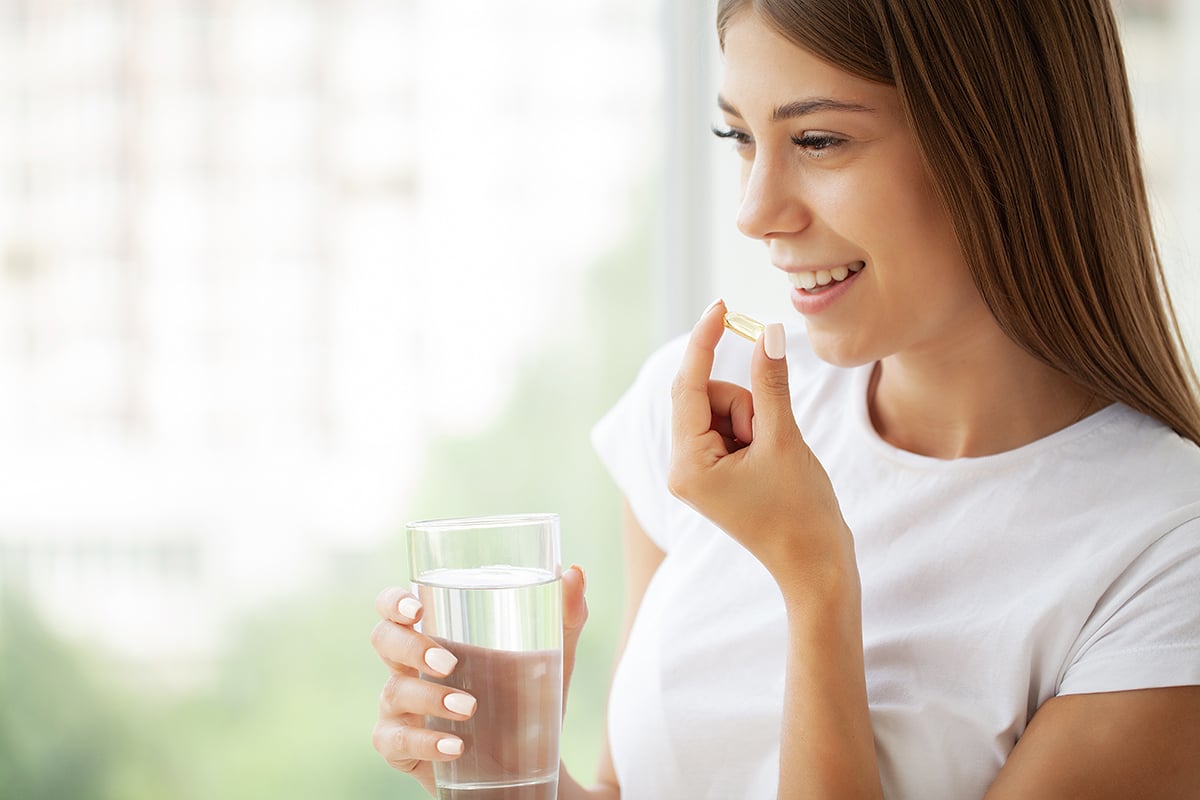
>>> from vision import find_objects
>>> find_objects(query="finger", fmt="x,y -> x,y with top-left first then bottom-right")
376,586 -> 423,625
749,322 -> 799,444
561,564 -> 588,705
671,300 -> 729,444
372,719 -> 466,766
380,671 -> 478,721
708,380 -> 755,444
370,619 -> 459,677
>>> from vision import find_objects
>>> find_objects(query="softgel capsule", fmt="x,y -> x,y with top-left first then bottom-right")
723,311 -> 765,342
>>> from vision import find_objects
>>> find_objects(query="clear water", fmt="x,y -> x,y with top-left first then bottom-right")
435,776 -> 556,800
415,567 -> 562,799
416,566 -> 562,651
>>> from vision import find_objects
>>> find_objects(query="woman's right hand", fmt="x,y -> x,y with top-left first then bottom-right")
370,567 -> 589,797
370,587 -> 476,797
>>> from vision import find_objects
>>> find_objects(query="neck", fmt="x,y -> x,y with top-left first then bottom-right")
869,334 -> 1103,460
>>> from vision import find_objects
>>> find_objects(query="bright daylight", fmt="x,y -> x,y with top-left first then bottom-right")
1,1 -> 1197,798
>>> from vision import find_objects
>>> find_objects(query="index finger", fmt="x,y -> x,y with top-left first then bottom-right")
376,586 -> 424,625
671,299 -> 728,442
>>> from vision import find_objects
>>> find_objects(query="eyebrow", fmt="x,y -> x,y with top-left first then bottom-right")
717,94 -> 875,121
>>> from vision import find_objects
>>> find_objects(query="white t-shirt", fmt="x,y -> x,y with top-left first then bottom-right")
591,328 -> 1200,800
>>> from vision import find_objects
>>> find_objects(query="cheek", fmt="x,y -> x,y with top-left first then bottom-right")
809,170 -> 860,219
809,160 -> 923,239
857,165 -> 965,283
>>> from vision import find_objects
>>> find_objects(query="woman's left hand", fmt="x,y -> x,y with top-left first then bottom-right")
668,299 -> 854,589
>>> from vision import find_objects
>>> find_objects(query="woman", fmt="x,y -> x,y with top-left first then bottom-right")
371,1 -> 1200,797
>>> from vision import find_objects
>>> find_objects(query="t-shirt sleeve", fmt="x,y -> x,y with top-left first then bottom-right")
1058,509 -> 1200,696
590,336 -> 689,552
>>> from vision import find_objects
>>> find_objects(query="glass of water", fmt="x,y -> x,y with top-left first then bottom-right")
406,514 -> 563,800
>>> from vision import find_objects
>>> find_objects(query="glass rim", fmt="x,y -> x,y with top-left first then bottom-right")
405,512 -> 559,532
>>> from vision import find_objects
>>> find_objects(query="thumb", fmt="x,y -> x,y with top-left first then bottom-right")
750,323 -> 799,442
561,564 -> 588,707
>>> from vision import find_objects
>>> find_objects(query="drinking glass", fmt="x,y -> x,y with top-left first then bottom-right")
406,514 -> 563,800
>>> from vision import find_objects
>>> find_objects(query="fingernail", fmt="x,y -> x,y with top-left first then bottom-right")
436,737 -> 464,756
764,323 -> 786,360
397,597 -> 422,620
702,297 -> 724,318
569,563 -> 587,594
424,647 -> 458,675
443,692 -> 477,716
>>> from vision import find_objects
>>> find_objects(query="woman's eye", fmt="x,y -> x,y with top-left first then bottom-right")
791,132 -> 844,158
711,125 -> 754,152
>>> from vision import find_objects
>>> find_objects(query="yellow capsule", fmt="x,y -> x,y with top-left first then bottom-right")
723,311 -> 765,343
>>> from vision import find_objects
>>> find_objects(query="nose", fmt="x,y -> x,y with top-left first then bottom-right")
736,154 -> 811,241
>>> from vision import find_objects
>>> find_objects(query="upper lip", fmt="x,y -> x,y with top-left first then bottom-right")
773,260 -> 864,273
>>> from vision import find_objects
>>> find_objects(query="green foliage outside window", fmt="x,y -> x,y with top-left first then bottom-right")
0,213 -> 655,799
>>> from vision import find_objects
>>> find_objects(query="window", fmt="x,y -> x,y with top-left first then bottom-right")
0,1 -> 663,795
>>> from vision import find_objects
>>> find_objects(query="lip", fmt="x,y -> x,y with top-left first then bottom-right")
780,261 -> 865,315
773,259 -> 863,274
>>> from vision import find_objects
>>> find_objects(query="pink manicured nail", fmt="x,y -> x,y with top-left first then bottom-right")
424,647 -> 458,675
443,692 -> 477,716
702,297 -> 724,318
764,323 -> 786,360
397,597 -> 422,620
437,737 -> 464,756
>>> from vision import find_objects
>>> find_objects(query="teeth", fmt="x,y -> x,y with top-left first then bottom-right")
787,262 -> 863,292
789,271 -> 818,290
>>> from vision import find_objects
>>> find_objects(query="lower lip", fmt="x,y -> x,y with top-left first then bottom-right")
789,269 -> 863,315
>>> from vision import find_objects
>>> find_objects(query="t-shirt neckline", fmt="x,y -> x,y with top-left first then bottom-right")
850,362 -> 1122,472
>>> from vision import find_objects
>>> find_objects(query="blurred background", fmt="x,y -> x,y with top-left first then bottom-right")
0,1 -> 1195,798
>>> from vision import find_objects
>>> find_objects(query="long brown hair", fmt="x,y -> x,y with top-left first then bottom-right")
717,0 -> 1200,445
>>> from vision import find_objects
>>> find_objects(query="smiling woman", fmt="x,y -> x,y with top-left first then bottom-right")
370,2 -> 1200,799
712,32 -> 981,380
716,0 -> 1200,446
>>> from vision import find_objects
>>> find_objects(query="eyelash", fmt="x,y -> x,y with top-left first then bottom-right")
710,126 -> 844,158
711,125 -> 752,147
791,133 -> 842,153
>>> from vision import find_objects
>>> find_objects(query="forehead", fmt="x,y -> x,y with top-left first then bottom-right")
719,13 -> 898,119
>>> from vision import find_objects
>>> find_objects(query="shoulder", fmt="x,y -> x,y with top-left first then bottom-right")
1070,404 -> 1200,512
1044,404 -> 1200,578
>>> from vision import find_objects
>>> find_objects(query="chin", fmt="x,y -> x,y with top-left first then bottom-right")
805,324 -> 881,369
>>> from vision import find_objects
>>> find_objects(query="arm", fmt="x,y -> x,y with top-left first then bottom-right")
669,301 -> 882,798
778,600 -> 1200,799
669,301 -> 1200,798
984,685 -> 1200,798
558,500 -> 666,800
776,565 -> 878,798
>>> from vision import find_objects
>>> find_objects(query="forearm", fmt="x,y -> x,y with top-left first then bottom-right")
778,565 -> 882,800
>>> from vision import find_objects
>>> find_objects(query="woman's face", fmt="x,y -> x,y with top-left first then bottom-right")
719,13 -> 995,367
